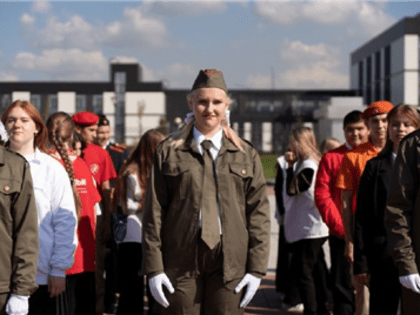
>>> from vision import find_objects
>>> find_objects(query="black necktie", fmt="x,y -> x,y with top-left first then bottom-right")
200,140 -> 220,249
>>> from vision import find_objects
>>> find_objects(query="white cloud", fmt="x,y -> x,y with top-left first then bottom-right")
21,13 -> 36,27
279,63 -> 349,89
143,1 -> 228,16
110,56 -> 139,64
166,63 -> 196,77
254,1 -> 395,38
245,74 -> 272,89
280,39 -> 340,67
277,39 -> 348,89
32,1 -> 52,14
0,71 -> 19,82
20,6 -> 168,50
11,49 -> 108,81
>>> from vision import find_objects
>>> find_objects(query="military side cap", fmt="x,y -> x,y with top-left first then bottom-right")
362,100 -> 393,119
72,111 -> 99,126
191,69 -> 228,94
97,114 -> 110,127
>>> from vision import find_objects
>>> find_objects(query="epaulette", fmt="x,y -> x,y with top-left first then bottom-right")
109,145 -> 124,154
114,143 -> 128,150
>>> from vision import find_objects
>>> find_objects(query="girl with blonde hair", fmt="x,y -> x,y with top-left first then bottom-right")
284,126 -> 330,315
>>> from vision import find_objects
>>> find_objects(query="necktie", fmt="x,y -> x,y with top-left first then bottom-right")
200,140 -> 220,249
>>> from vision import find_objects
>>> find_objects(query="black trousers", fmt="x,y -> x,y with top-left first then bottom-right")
276,227 -> 302,306
290,237 -> 329,315
66,272 -> 96,315
117,242 -> 144,315
29,285 -> 59,315
369,256 -> 401,315
329,235 -> 355,315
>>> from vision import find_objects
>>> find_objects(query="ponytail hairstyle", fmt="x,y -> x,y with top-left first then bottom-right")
185,89 -> 244,152
290,126 -> 321,164
113,129 -> 165,214
46,112 -> 82,218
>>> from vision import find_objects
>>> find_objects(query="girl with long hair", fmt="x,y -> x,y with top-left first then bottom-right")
284,126 -> 331,315
2,101 -> 78,315
113,128 -> 165,315
354,104 -> 420,314
46,112 -> 102,315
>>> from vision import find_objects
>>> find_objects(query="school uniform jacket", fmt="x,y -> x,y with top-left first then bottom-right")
142,124 -> 271,282
386,129 -> 420,277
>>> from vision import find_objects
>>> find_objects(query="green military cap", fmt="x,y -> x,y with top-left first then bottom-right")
191,69 -> 228,94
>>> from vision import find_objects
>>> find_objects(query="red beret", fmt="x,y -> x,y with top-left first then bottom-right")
361,100 -> 393,119
72,111 -> 99,126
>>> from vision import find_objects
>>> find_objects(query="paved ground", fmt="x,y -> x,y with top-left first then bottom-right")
244,188 -> 303,315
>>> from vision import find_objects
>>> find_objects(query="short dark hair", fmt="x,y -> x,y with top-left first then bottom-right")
343,110 -> 363,129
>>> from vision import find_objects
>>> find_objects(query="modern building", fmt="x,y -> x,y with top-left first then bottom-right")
0,61 -> 165,145
350,12 -> 420,106
166,89 -> 363,153
0,61 -> 364,152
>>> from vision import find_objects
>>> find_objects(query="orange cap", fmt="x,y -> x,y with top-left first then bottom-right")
361,100 -> 393,119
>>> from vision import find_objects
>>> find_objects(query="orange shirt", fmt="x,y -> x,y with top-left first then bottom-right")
336,141 -> 379,211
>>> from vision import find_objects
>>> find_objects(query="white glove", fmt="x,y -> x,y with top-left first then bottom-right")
234,273 -> 261,308
400,274 -> 420,294
6,294 -> 29,315
148,273 -> 175,308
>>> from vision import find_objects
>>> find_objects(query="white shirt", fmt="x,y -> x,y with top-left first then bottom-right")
193,126 -> 223,234
122,173 -> 143,243
24,149 -> 78,284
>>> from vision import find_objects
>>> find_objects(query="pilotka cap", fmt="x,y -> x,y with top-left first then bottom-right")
191,69 -> 228,94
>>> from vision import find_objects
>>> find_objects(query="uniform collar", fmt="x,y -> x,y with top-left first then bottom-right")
193,126 -> 223,152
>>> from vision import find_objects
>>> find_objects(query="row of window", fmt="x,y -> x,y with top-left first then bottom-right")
358,45 -> 391,104
0,94 -> 104,118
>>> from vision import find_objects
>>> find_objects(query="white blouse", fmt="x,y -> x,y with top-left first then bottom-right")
122,173 -> 143,243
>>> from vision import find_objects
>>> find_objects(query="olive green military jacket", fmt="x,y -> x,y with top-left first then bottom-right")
386,129 -> 420,277
0,146 -> 39,295
142,124 -> 271,282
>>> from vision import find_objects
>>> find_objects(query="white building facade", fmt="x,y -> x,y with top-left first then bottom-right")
351,13 -> 420,106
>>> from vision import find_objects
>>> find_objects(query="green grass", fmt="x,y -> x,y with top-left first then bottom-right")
260,154 -> 277,179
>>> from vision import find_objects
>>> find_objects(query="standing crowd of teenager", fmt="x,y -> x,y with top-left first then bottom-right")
275,100 -> 420,315
0,69 -> 272,315
0,99 -> 169,315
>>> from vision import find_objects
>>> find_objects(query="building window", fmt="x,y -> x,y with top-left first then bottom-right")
375,82 -> 381,101
358,61 -> 363,96
92,95 -> 103,114
366,86 -> 372,105
366,56 -> 372,85
48,95 -> 58,116
385,78 -> 391,101
0,94 -> 11,115
30,94 -> 41,112
385,45 -> 391,77
114,72 -> 126,143
76,95 -> 87,112
375,51 -> 381,81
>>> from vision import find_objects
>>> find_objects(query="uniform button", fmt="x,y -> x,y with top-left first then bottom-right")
242,169 -> 247,175
4,186 -> 9,192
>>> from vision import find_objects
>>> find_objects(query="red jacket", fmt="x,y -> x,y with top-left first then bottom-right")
315,145 -> 350,238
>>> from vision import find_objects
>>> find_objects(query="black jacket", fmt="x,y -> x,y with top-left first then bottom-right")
353,145 -> 394,275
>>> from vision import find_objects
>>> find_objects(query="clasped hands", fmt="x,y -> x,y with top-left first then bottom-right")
149,273 -> 261,309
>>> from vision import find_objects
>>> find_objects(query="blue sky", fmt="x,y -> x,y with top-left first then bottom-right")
0,1 -> 419,90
